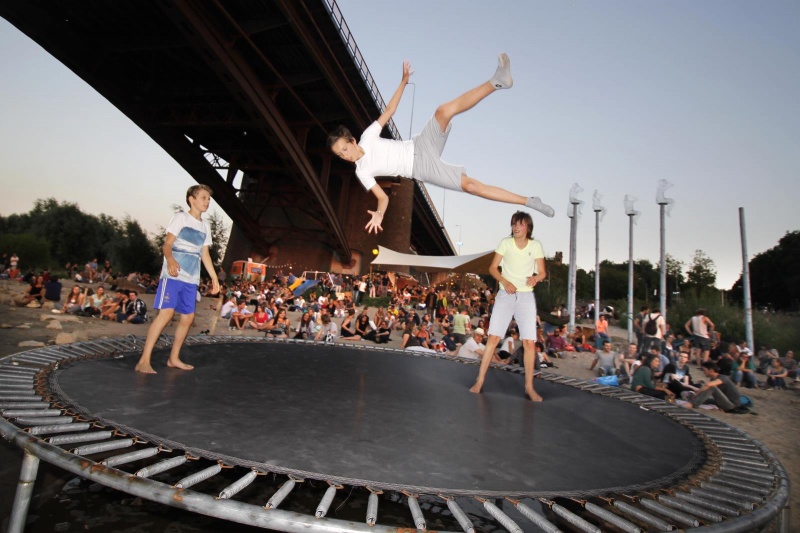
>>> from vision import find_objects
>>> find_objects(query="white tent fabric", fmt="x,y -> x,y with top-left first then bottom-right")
370,246 -> 495,274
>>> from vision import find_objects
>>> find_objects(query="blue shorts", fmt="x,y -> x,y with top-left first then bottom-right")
154,278 -> 198,315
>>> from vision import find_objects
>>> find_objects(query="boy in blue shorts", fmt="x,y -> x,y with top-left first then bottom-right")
135,185 -> 220,373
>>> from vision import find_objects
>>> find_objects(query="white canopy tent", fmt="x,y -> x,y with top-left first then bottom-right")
370,246 -> 495,274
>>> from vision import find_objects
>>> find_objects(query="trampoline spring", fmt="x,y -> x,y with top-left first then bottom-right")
688,488 -> 755,510
613,501 -> 675,531
0,366 -> 39,374
699,481 -> 767,503
175,464 -> 222,489
657,495 -> 723,523
27,422 -> 91,435
673,491 -> 741,517
0,394 -> 39,401
407,494 -> 426,531
482,500 -> 523,533
721,456 -> 769,469
549,503 -> 601,533
265,478 -> 295,509
0,376 -> 34,383
446,499 -> 475,533
218,469 -> 258,500
48,431 -> 114,445
0,383 -> 35,390
708,476 -> 773,496
638,498 -> 699,528
715,443 -> 761,455
715,471 -> 775,488
15,416 -> 74,426
514,501 -> 563,533
136,455 -> 187,478
102,446 -> 160,468
3,409 -> 61,417
0,402 -> 48,410
719,462 -> 774,478
366,491 -> 379,526
584,502 -> 641,533
315,485 -> 337,518
72,438 -> 135,456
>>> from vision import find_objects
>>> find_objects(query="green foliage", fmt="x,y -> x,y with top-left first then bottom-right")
111,216 -> 160,274
361,296 -> 391,308
730,230 -> 800,311
684,249 -> 717,296
206,210 -> 229,267
2,199 -> 162,276
665,293 -> 800,354
0,233 -> 52,270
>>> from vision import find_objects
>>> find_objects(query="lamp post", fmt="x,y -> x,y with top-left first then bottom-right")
592,190 -> 605,325
656,180 -> 674,322
624,195 -> 640,343
454,224 -> 463,256
567,184 -> 583,333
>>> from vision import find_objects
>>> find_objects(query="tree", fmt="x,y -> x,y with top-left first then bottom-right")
731,230 -> 800,311
206,210 -> 229,267
0,234 -> 52,271
685,249 -> 717,295
111,217 -> 160,274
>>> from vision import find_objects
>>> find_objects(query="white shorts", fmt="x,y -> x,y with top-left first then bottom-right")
487,290 -> 538,340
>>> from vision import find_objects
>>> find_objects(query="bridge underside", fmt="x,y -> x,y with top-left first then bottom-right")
1,0 -> 454,273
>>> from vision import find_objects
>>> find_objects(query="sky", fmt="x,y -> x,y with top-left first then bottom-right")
1,1 -> 799,289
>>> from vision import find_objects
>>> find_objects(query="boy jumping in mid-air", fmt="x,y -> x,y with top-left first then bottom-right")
135,185 -> 220,374
327,53 -> 555,234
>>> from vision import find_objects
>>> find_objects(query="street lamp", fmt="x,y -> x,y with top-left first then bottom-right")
454,224 -> 463,256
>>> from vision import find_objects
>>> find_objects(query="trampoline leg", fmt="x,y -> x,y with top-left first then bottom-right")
778,505 -> 790,533
8,449 -> 40,533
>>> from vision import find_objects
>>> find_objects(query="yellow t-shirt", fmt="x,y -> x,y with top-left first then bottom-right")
495,237 -> 545,292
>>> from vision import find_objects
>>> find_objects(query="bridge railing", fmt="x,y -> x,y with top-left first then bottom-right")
322,0 -> 452,251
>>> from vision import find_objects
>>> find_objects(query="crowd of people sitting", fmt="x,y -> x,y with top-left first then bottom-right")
5,254 -> 798,411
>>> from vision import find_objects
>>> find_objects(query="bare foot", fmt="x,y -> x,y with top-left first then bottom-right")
135,362 -> 157,374
469,381 -> 483,394
166,359 -> 194,371
526,389 -> 543,402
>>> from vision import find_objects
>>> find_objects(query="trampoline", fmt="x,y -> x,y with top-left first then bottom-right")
1,336 -> 791,532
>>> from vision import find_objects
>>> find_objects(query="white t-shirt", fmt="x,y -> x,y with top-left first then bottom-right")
161,212 -> 212,285
458,338 -> 485,360
495,237 -> 545,293
220,300 -> 237,319
354,121 -> 414,190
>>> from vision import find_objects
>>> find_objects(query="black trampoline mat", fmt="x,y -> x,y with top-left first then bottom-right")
54,342 -> 702,495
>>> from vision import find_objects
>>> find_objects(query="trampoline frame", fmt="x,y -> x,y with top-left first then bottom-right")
1,335 -> 791,533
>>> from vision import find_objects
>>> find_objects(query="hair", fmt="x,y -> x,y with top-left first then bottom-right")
701,361 -> 719,372
695,308 -> 706,316
509,211 -> 534,239
321,314 -> 331,325
186,184 -> 213,206
327,125 -> 355,149
640,305 -> 650,312
128,290 -> 138,296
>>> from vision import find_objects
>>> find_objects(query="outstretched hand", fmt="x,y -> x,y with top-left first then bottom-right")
402,61 -> 413,83
365,210 -> 384,234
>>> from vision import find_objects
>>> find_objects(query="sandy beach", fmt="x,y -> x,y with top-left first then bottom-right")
1,279 -> 796,529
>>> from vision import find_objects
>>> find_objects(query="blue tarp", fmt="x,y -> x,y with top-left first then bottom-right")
293,279 -> 320,296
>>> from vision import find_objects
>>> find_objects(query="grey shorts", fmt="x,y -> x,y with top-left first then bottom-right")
412,115 -> 466,192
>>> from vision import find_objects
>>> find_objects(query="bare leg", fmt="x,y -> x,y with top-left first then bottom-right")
135,308 -> 176,374
470,334 -> 502,393
167,313 -> 195,370
434,53 -> 511,132
523,339 -> 543,401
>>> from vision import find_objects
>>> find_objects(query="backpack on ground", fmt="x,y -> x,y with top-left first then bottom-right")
644,313 -> 658,336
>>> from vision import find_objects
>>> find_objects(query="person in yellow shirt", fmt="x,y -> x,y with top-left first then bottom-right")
470,211 -> 546,401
